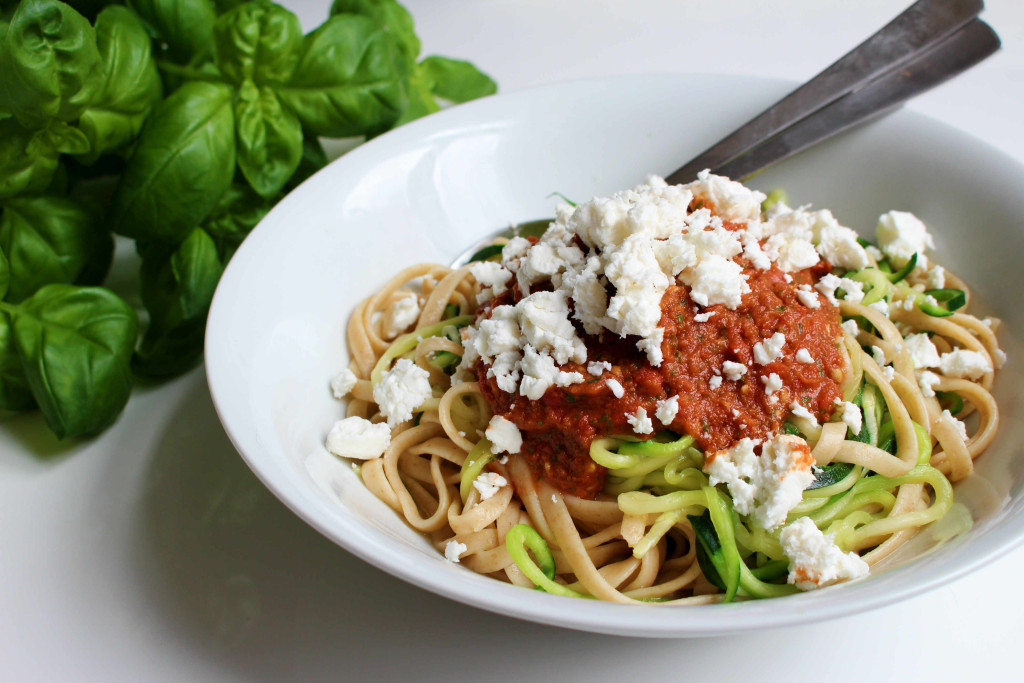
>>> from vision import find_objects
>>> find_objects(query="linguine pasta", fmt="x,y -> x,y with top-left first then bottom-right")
326,175 -> 1002,604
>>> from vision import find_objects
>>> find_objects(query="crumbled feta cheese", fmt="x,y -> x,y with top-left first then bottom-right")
373,358 -> 433,426
795,348 -> 814,364
473,471 -> 508,501
779,517 -> 869,590
330,368 -> 358,398
881,365 -> 895,381
681,254 -> 750,309
763,232 -> 820,272
485,415 -> 522,454
816,224 -> 870,271
606,378 -> 625,398
940,409 -> 969,441
867,300 -> 890,317
790,403 -> 816,423
815,273 -> 864,305
555,371 -> 584,386
841,319 -> 860,338
686,169 -> 766,223
871,345 -> 887,367
938,349 -> 991,379
519,345 -> 560,400
693,311 -> 716,322
587,360 -> 612,376
904,333 -> 941,369
761,372 -> 783,399
382,294 -> 421,339
469,261 -> 513,303
926,265 -> 946,289
709,375 -> 723,389
705,434 -> 816,529
876,210 -> 934,268
518,291 -> 586,365
722,361 -> 748,381
445,540 -> 468,563
753,333 -> 786,365
918,370 -> 941,397
325,416 -> 391,459
655,395 -> 679,424
626,407 -> 654,435
840,401 -> 862,436
796,285 -> 820,309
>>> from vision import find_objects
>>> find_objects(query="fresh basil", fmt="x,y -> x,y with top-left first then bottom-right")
330,0 -> 420,67
4,284 -> 137,437
111,80 -> 236,244
277,13 -> 408,138
0,0 -> 101,125
135,228 -> 223,376
213,1 -> 302,86
419,55 -> 497,104
234,81 -> 302,198
75,5 -> 163,164
0,194 -> 110,302
127,0 -> 216,64
0,311 -> 37,414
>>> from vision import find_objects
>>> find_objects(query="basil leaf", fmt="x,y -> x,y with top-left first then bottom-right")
0,118 -> 62,200
0,195 -> 111,303
111,80 -> 236,244
0,246 -> 9,300
75,5 -> 163,164
419,55 -> 497,103
213,1 -> 302,86
277,13 -> 408,138
234,82 -> 302,198
8,284 -> 137,438
0,0 -> 102,125
392,65 -> 439,127
134,228 -> 223,376
127,0 -> 216,64
329,0 -> 419,67
200,181 -> 274,259
0,311 -> 37,415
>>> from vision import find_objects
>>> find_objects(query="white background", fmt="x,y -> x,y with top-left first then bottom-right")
2,1 -> 1022,681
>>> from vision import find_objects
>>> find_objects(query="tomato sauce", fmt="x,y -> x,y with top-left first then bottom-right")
474,261 -> 847,499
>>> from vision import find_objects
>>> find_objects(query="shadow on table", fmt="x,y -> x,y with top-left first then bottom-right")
133,371 -> 693,681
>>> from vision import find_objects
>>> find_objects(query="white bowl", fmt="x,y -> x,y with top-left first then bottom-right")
206,73 -> 1024,637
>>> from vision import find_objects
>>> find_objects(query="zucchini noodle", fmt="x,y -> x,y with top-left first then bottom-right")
327,179 -> 1003,605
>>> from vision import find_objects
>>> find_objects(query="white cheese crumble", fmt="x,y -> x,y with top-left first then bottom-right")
381,293 -> 421,339
840,401 -> 862,436
918,370 -> 941,397
330,368 -> 358,398
779,516 -> 869,590
867,300 -> 890,317
753,333 -> 786,365
469,261 -> 513,303
485,415 -> 522,454
815,273 -> 864,306
655,395 -> 679,424
938,349 -> 991,379
871,345 -> 887,367
705,435 -> 816,530
796,285 -> 821,309
709,375 -> 723,389
626,407 -> 654,435
761,373 -> 783,400
940,409 -> 969,441
444,540 -> 468,563
325,416 -> 391,460
841,319 -> 860,338
876,210 -> 934,269
789,403 -> 816,423
693,311 -> 716,322
905,333 -> 941,368
795,348 -> 814,364
606,378 -> 625,399
926,265 -> 946,289
373,358 -> 433,426
722,360 -> 748,381
472,471 -> 508,501
587,360 -> 612,376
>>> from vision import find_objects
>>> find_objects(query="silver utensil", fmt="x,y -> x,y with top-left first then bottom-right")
451,0 -> 1000,268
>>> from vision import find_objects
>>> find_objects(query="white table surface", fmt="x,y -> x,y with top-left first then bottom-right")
3,1 -> 1022,681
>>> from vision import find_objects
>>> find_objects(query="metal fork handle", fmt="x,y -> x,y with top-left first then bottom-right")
666,0 -> 994,183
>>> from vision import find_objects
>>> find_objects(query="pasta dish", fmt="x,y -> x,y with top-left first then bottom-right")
324,172 -> 1003,604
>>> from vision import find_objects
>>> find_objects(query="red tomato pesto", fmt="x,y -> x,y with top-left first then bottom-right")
475,262 -> 847,499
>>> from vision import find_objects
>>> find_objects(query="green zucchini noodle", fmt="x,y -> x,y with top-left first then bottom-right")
329,191 -> 1003,605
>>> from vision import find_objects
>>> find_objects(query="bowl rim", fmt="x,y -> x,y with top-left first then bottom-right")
206,72 -> 1024,637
